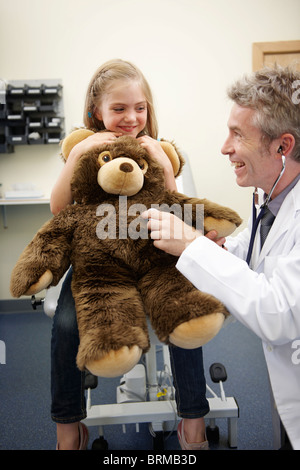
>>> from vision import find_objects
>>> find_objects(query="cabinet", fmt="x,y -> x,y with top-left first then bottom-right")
0,79 -> 64,153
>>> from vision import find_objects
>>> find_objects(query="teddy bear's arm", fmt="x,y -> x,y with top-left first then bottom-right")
10,212 -> 74,298
173,193 -> 243,238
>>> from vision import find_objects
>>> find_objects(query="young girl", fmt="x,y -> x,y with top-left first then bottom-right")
50,60 -> 176,215
50,59 -> 209,450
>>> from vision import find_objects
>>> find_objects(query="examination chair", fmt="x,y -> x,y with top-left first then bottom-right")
31,156 -> 239,450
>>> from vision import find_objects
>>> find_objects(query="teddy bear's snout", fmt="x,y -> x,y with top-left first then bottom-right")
119,162 -> 134,173
97,157 -> 144,196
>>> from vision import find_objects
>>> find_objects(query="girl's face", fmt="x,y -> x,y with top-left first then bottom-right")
95,79 -> 147,137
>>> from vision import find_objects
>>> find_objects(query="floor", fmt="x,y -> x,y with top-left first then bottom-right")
0,311 -> 274,451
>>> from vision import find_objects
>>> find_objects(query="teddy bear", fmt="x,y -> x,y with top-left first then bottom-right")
10,129 -> 242,377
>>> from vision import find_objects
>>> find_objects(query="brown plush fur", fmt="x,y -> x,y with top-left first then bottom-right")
10,134 -> 242,376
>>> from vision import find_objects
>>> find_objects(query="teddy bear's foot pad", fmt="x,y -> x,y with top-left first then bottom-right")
169,313 -> 225,348
85,345 -> 142,378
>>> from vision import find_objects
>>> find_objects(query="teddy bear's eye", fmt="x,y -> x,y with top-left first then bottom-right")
98,151 -> 112,166
137,158 -> 148,174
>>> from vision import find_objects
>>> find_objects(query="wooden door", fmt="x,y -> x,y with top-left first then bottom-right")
252,40 -> 300,71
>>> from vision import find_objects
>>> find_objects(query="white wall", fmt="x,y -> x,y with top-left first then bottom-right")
1,0 -> 299,299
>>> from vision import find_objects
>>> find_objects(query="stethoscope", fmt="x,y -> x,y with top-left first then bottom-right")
245,148 -> 286,265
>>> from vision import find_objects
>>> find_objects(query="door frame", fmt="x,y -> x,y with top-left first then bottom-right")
252,40 -> 300,70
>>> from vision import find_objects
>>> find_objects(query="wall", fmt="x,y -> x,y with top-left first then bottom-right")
0,0 -> 299,300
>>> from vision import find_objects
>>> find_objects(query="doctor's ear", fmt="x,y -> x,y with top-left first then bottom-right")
276,134 -> 295,158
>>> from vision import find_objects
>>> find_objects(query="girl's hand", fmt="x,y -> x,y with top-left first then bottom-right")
71,131 -> 122,156
51,131 -> 122,215
137,136 -> 177,191
137,136 -> 173,171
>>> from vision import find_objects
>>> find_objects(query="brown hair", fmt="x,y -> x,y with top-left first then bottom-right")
83,59 -> 158,139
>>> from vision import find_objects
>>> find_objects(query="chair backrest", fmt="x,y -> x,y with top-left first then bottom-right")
176,151 -> 197,197
43,275 -> 66,318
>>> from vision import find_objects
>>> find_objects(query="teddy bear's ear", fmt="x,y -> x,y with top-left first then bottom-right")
159,141 -> 185,177
61,129 -> 95,161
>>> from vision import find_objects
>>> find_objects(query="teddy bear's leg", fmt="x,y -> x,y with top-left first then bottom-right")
74,284 -> 150,377
139,265 -> 228,349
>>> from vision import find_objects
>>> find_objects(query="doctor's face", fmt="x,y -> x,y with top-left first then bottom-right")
221,104 -> 278,194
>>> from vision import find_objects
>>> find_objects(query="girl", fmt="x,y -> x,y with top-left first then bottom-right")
50,59 -> 176,215
50,59 -> 209,450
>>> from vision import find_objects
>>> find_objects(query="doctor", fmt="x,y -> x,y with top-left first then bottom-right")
143,66 -> 300,450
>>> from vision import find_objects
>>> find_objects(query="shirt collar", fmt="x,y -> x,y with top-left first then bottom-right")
265,173 -> 300,216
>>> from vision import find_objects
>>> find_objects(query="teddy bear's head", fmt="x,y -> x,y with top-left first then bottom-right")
61,129 -> 184,205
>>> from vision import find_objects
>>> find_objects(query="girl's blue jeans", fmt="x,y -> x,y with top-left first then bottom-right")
51,268 -> 209,423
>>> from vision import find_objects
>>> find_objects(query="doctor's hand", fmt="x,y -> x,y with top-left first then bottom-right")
205,230 -> 227,249
141,208 -> 202,257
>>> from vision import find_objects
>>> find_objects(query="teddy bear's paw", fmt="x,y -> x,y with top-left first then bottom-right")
85,345 -> 142,378
169,313 -> 225,348
24,269 -> 53,295
204,217 -> 238,238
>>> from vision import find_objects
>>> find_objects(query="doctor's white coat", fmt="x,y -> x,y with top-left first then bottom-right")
176,180 -> 300,450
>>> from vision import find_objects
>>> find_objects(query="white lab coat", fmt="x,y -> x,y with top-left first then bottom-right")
176,179 -> 300,449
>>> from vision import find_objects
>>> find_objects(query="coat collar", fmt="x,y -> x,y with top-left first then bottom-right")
253,179 -> 300,269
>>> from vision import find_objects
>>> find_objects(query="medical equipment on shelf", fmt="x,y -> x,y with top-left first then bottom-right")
32,277 -> 239,449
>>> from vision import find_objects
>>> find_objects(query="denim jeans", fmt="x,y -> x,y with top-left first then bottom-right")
51,268 -> 209,423
51,268 -> 86,423
169,345 -> 209,419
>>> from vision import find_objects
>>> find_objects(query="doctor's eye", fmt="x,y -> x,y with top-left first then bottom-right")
98,151 -> 112,165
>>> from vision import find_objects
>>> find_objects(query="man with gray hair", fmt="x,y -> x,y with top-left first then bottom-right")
143,66 -> 300,450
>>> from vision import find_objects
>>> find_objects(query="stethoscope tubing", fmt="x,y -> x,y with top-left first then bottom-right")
245,155 -> 286,265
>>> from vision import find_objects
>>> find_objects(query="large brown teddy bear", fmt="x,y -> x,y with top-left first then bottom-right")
10,129 -> 242,377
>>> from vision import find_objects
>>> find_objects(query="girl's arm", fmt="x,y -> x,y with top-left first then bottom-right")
50,131 -> 121,215
137,136 -> 177,191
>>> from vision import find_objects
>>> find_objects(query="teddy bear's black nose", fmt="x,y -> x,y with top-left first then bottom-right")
119,162 -> 134,173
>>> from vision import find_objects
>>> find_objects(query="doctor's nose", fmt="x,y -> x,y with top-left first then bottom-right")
221,136 -> 233,156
